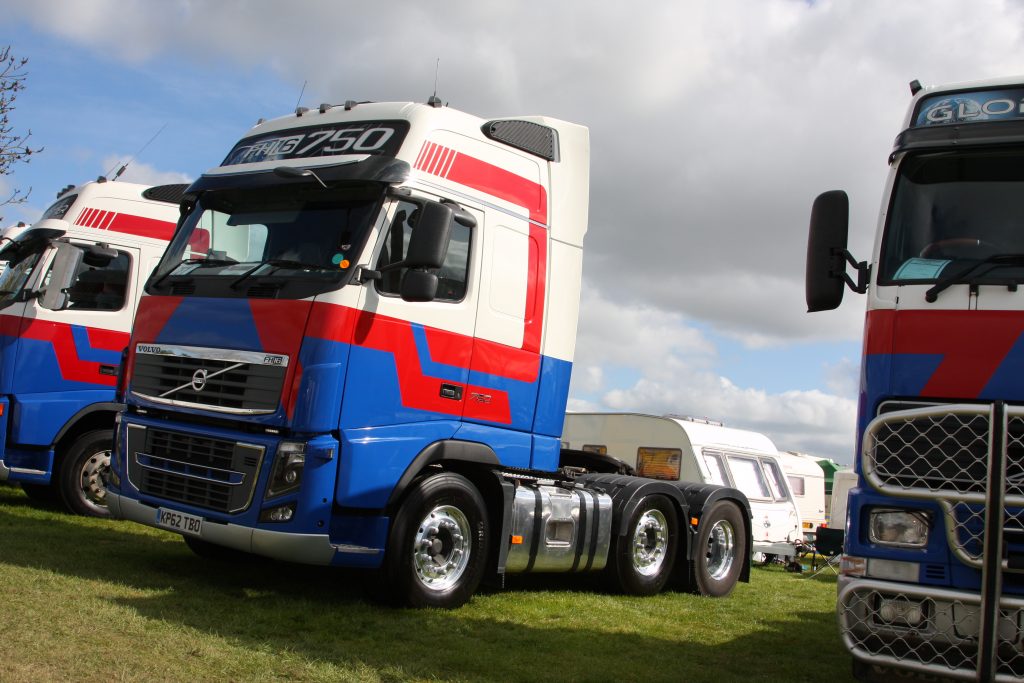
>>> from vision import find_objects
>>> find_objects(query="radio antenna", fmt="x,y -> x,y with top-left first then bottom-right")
109,122 -> 168,181
428,59 -> 442,107
295,79 -> 307,110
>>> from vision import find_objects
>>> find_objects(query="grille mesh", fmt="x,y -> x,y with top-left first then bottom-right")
840,583 -> 1024,680
128,427 -> 264,513
132,351 -> 286,413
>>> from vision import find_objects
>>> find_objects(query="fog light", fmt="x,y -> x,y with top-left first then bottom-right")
876,597 -> 925,627
260,503 -> 295,523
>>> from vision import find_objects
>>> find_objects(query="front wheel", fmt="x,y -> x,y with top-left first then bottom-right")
58,429 -> 113,518
382,472 -> 488,609
611,494 -> 678,595
691,500 -> 745,597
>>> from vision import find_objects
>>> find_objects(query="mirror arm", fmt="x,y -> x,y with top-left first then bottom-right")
833,249 -> 869,294
356,266 -> 382,284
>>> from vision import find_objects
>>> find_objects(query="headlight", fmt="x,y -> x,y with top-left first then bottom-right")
265,441 -> 305,499
869,508 -> 930,548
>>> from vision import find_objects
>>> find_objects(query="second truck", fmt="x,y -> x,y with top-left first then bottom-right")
89,99 -> 752,607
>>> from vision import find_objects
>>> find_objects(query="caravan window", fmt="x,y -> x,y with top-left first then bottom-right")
763,459 -> 789,501
582,445 -> 607,455
700,451 -> 729,486
726,455 -> 771,500
637,447 -> 682,481
788,475 -> 806,496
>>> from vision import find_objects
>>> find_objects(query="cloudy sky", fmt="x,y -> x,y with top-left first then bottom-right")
3,0 -> 1024,464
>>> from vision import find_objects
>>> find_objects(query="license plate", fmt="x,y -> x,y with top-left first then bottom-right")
156,507 -> 204,536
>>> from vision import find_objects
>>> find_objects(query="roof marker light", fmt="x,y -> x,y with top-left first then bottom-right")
295,106 -> 309,117
909,79 -> 922,96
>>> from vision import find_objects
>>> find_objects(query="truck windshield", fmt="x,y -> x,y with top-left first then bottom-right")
879,148 -> 1024,284
0,228 -> 62,309
149,183 -> 384,298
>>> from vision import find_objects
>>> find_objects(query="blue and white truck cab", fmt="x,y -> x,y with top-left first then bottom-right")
0,179 -> 184,516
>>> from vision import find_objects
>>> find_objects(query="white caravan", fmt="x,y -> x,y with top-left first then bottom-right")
562,413 -> 802,555
777,450 -> 827,540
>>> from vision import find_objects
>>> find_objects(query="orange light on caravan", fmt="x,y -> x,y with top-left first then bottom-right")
510,535 -> 524,545
636,447 -> 682,481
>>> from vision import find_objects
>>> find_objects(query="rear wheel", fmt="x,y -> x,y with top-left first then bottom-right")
381,472 -> 488,608
58,429 -> 113,518
691,500 -> 745,597
611,495 -> 678,595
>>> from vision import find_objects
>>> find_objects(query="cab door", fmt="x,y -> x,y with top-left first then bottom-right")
9,241 -> 139,445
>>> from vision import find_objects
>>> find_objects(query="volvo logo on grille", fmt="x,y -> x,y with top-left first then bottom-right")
190,369 -> 209,392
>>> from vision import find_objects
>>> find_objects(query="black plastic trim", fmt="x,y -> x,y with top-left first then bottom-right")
51,402 -> 123,445
385,439 -> 501,509
891,121 -> 1024,162
482,120 -> 559,161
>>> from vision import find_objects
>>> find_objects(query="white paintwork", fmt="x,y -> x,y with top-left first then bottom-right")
23,180 -> 179,335
562,412 -> 803,546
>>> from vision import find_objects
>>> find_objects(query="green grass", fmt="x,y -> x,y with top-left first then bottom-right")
0,483 -> 853,682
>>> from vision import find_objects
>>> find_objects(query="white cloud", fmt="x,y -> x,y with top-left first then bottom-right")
570,287 -> 858,463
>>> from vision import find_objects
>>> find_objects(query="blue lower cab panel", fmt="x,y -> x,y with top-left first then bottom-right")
328,514 -> 389,569
337,421 -> 461,508
2,446 -> 55,484
843,487 -> 1017,591
11,390 -> 112,445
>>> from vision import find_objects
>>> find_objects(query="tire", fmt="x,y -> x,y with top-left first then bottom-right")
183,535 -> 258,563
58,429 -> 113,518
381,472 -> 488,609
691,500 -> 745,597
611,494 -> 678,595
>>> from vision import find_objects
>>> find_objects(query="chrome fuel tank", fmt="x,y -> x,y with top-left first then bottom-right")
505,483 -> 613,573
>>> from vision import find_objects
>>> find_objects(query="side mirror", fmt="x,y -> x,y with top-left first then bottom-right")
40,241 -> 84,311
405,201 -> 454,269
400,269 -> 439,302
806,190 -> 865,312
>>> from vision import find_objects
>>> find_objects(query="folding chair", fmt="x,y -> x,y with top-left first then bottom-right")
807,526 -> 844,577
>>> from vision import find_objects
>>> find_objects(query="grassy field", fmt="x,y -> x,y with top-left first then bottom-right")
0,483 -> 852,682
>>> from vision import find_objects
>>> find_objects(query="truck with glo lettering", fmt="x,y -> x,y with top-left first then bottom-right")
0,179 -> 185,516
807,76 -> 1024,681
103,99 -> 753,608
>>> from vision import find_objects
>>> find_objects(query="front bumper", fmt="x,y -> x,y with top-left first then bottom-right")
107,491 -> 382,566
838,577 -> 1024,681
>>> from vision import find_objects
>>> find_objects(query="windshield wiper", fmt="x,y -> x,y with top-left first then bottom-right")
925,254 -> 1024,302
229,259 -> 332,289
150,258 -> 238,289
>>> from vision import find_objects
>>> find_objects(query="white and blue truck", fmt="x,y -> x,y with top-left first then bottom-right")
100,99 -> 753,607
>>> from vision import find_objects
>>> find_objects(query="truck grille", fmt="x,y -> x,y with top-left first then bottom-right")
132,344 -> 288,414
839,581 -> 1024,681
126,425 -> 265,513
863,404 -> 1024,574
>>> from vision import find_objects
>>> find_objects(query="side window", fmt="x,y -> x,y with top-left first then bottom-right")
63,251 -> 131,311
375,200 -> 471,302
636,447 -> 682,481
726,455 -> 771,500
762,459 -> 789,501
700,450 -> 729,486
788,475 -> 806,497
